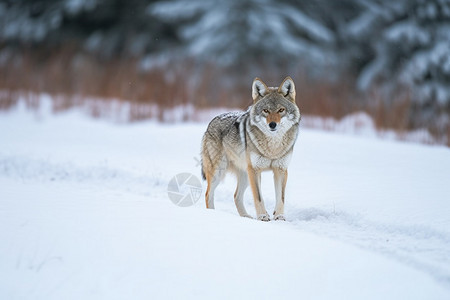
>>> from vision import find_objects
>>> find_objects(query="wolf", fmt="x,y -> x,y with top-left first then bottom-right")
201,76 -> 301,221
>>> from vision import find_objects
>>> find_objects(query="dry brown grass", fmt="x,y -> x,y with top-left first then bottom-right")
0,45 -> 448,145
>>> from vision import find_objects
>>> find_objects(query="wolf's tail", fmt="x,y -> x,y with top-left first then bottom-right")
201,161 -> 206,180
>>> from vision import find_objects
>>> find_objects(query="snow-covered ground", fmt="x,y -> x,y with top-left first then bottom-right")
1,100 -> 450,299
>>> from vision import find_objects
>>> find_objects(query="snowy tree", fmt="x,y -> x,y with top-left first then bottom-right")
0,0 -> 71,43
148,0 -> 337,71
345,0 -> 450,116
0,0 -> 170,57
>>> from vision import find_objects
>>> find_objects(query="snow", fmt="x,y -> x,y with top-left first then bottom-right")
273,4 -> 334,43
301,112 -> 439,144
65,0 -> 98,15
346,11 -> 379,38
384,21 -> 430,45
1,101 -> 450,299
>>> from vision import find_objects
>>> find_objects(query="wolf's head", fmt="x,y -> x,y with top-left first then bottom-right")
250,76 -> 301,133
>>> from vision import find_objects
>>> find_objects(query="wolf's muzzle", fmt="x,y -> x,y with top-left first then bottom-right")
269,122 -> 277,130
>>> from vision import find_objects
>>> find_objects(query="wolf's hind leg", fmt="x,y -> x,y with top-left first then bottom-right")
234,170 -> 252,218
205,171 -> 220,209
205,159 -> 227,209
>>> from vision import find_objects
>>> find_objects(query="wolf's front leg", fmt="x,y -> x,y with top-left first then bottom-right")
273,168 -> 287,221
247,166 -> 270,221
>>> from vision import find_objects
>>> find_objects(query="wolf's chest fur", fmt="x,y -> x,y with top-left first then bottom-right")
257,130 -> 289,156
247,118 -> 297,158
248,132 -> 295,170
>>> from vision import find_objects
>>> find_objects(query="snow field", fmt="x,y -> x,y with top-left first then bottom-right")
1,104 -> 450,299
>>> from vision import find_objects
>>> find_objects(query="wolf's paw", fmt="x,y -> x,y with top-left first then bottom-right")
273,214 -> 286,221
257,214 -> 271,222
241,214 -> 254,219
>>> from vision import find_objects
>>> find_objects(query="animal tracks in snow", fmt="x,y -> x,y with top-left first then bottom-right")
289,207 -> 450,287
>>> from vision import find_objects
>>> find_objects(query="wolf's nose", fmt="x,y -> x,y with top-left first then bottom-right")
269,122 -> 277,129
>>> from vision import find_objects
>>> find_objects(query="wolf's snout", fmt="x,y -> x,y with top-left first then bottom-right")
269,122 -> 277,130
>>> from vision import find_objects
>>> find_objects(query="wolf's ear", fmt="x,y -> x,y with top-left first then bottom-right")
252,77 -> 269,102
278,76 -> 296,102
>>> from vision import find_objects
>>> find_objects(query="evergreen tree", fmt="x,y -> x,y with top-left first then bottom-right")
345,0 -> 450,116
149,0 -> 336,70
0,0 -> 171,57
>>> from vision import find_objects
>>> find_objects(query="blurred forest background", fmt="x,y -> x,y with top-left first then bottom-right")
0,0 -> 449,144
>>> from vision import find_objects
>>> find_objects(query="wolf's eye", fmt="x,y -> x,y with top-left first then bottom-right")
278,108 -> 285,113
263,109 -> 270,114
